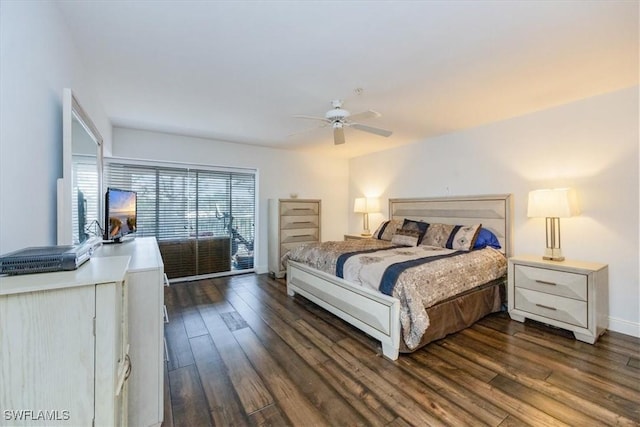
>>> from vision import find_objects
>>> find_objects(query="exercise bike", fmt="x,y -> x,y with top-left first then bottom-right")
218,211 -> 254,270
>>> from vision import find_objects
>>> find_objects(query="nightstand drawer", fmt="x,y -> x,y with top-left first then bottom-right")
514,265 -> 587,301
514,287 -> 588,328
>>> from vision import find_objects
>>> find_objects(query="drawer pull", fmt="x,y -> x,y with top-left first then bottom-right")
535,280 -> 557,286
293,234 -> 314,238
535,303 -> 557,311
292,221 -> 312,224
124,354 -> 132,381
116,354 -> 132,397
163,304 -> 169,323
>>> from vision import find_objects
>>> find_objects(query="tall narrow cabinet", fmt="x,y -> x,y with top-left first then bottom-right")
0,256 -> 131,427
95,237 -> 165,427
268,198 -> 321,278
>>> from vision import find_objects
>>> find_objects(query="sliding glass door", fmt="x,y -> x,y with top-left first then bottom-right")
105,160 -> 256,279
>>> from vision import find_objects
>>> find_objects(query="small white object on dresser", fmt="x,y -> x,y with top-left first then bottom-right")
508,255 -> 608,343
268,198 -> 321,278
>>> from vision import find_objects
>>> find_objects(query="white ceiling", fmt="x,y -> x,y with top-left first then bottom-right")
56,1 -> 638,159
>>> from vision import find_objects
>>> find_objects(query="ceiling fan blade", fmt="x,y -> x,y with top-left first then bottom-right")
350,123 -> 393,137
292,114 -> 330,123
333,126 -> 345,145
347,110 -> 382,122
287,122 -> 330,138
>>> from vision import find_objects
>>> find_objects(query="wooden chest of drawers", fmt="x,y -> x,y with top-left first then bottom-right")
268,198 -> 321,278
508,255 -> 608,343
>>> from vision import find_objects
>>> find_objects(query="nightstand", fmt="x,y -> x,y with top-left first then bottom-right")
508,255 -> 608,343
344,234 -> 372,241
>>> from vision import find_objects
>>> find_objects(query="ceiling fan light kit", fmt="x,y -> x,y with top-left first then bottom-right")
294,99 -> 393,145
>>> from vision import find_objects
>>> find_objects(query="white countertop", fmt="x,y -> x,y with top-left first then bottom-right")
0,256 -> 130,296
94,236 -> 164,272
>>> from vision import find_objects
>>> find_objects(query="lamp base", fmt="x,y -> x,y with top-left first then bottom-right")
360,230 -> 371,237
543,247 -> 565,262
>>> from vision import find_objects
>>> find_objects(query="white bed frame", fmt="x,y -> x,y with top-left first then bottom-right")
286,194 -> 513,360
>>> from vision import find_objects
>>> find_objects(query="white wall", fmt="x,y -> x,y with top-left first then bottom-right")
349,87 -> 639,337
111,128 -> 350,274
2,1 -> 635,336
0,1 -> 111,253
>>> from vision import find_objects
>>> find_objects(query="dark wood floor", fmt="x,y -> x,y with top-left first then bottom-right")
162,273 -> 640,426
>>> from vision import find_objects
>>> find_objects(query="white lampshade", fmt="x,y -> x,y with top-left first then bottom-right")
527,188 -> 580,218
354,197 -> 380,213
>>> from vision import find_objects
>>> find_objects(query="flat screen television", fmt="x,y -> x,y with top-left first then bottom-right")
104,187 -> 137,242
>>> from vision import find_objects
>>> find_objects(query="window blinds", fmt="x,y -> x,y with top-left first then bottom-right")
104,159 -> 256,278
72,155 -> 99,243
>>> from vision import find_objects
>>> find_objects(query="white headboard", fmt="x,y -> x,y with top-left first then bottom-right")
389,194 -> 513,256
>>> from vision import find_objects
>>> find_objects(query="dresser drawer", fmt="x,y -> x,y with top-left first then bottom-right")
514,287 -> 588,328
514,264 -> 587,301
281,228 -> 319,244
280,241 -> 312,255
281,214 -> 319,230
280,202 -> 319,216
279,242 -> 315,268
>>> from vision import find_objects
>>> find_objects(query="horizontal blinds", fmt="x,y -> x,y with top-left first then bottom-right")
72,155 -> 99,243
105,160 -> 256,278
230,173 -> 256,254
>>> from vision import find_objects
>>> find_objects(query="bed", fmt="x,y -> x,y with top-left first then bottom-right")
285,194 -> 512,360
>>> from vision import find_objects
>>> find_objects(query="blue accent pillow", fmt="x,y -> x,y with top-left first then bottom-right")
473,228 -> 501,249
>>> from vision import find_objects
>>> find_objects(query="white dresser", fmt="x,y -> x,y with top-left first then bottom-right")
95,237 -> 165,427
0,256 -> 131,426
508,255 -> 608,343
268,199 -> 321,278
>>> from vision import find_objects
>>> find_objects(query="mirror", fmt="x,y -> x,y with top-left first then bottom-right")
57,88 -> 104,246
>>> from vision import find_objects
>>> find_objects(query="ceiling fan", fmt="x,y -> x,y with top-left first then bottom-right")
293,99 -> 393,145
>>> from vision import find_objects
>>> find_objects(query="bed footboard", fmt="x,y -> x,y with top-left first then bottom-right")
286,260 -> 401,360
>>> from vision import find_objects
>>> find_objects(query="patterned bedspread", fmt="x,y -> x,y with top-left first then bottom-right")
283,240 -> 507,349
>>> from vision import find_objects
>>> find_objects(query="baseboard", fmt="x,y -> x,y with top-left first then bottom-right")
608,316 -> 640,338
255,264 -> 269,275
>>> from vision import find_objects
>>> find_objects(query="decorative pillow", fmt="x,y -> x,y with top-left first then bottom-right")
473,228 -> 501,250
401,219 -> 429,244
371,218 -> 404,241
391,229 -> 421,247
421,223 -> 482,251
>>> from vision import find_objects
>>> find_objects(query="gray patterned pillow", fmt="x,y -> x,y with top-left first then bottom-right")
391,229 -> 421,246
372,218 -> 404,241
421,223 -> 481,251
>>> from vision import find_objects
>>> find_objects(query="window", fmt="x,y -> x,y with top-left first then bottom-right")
72,154 -> 100,244
105,160 -> 256,279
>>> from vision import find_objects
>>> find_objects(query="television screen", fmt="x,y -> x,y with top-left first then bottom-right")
105,187 -> 137,241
